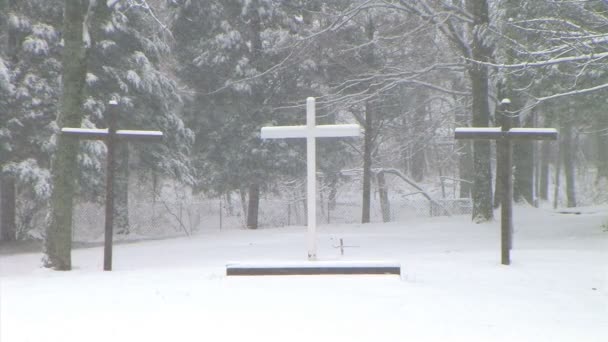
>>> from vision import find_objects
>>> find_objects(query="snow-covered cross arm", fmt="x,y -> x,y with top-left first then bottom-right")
454,127 -> 558,140
261,124 -> 360,139
260,97 -> 361,260
61,128 -> 163,142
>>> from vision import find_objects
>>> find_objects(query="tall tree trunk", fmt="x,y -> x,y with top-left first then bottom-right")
539,140 -> 551,201
361,15 -> 376,224
239,188 -> 247,223
43,0 -> 88,270
469,74 -> 493,221
457,141 -> 474,198
595,111 -> 608,182
0,1 -> 5,29
468,0 -> 493,222
152,171 -> 158,203
361,101 -> 373,224
513,109 -> 535,204
538,108 -> 553,201
493,85 -> 507,209
562,120 -> 577,207
1,0 -> 17,242
0,175 -> 16,241
553,143 -> 562,209
328,177 -> 338,211
245,0 -> 263,230
410,91 -> 427,182
6,0 -> 18,64
401,115 -> 411,175
453,81 -> 473,199
246,184 -> 260,229
114,143 -> 130,235
377,171 -> 390,222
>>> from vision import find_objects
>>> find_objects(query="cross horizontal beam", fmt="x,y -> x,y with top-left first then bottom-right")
454,127 -> 558,141
508,128 -> 559,140
61,128 -> 163,142
261,124 -> 360,139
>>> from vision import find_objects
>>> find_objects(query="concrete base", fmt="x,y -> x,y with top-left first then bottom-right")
226,260 -> 401,276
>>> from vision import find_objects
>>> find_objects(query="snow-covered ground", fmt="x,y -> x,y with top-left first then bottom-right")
1,206 -> 607,342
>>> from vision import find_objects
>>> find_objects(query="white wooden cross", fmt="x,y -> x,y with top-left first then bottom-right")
261,97 -> 360,260
61,100 -> 163,271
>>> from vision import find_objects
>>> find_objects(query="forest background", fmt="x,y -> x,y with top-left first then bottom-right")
1,0 -> 607,270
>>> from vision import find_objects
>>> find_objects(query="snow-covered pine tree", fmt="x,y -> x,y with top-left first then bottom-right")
84,0 -> 194,234
0,0 -> 15,241
171,0 -> 320,229
2,0 -> 62,241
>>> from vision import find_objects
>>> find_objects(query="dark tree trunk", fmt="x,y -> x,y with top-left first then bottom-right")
468,0 -> 493,222
493,86 -> 508,209
246,1 -> 263,230
494,138 -> 503,208
399,115 -> 410,174
1,0 -> 17,242
377,171 -> 390,222
0,1 -> 5,28
0,175 -> 16,241
539,140 -> 551,201
513,142 -> 534,204
361,14 -> 376,224
328,176 -> 337,210
514,109 -> 535,204
239,188 -> 248,222
539,109 -> 554,201
457,141 -> 474,198
44,0 -> 88,270
152,171 -> 158,203
225,192 -> 234,216
562,120 -> 577,207
114,143 -> 130,235
453,81 -> 473,199
6,0 -> 18,64
410,92 -> 427,182
595,111 -> 608,182
361,101 -> 373,224
410,144 -> 425,182
553,143 -> 562,209
246,184 -> 260,229
469,71 -> 493,221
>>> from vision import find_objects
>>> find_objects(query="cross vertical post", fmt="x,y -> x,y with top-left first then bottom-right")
306,97 -> 317,259
261,97 -> 360,260
103,101 -> 118,271
455,98 -> 558,265
499,99 -> 513,264
61,100 -> 163,271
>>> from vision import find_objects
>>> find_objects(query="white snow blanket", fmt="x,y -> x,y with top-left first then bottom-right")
1,206 -> 607,342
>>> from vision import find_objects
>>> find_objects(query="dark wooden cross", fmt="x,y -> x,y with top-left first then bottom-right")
61,100 -> 163,271
454,99 -> 558,265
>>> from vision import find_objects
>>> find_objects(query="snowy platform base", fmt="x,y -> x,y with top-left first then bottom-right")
226,260 -> 401,276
